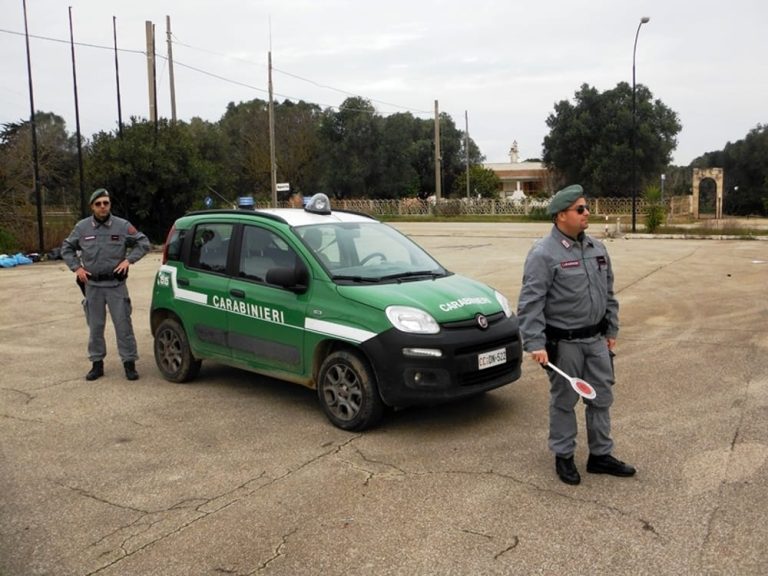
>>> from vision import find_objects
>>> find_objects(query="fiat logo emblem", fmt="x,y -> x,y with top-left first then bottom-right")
476,314 -> 489,329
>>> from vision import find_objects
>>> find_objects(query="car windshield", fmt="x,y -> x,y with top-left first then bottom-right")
296,222 -> 448,284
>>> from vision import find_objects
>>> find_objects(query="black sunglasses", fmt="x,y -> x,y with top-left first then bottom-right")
566,204 -> 589,214
93,200 -> 110,207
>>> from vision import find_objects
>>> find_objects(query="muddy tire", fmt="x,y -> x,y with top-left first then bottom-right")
153,318 -> 201,383
317,350 -> 383,431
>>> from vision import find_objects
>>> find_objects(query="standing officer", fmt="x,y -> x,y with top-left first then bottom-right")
61,189 -> 150,381
517,184 -> 636,485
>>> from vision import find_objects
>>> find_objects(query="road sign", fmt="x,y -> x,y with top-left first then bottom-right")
276,182 -> 290,192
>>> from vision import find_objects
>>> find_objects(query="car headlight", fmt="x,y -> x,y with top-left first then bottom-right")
495,290 -> 512,318
385,306 -> 440,334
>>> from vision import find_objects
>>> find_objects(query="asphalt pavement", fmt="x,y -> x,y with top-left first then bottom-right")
1,222 -> 767,575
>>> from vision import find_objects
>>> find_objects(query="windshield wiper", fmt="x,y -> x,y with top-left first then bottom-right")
331,275 -> 381,283
378,270 -> 444,282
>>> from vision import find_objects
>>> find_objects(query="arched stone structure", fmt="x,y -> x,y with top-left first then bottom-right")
692,168 -> 724,219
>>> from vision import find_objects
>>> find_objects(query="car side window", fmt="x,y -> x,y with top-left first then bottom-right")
189,223 -> 233,273
299,226 -> 338,268
165,229 -> 186,262
238,225 -> 295,283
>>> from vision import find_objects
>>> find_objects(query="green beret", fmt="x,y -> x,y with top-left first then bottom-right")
89,188 -> 110,205
548,184 -> 584,215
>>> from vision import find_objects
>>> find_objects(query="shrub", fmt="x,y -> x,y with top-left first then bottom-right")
0,228 -> 19,253
643,184 -> 666,234
645,205 -> 666,233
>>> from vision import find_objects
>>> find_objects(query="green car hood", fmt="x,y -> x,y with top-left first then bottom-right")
336,274 -> 503,322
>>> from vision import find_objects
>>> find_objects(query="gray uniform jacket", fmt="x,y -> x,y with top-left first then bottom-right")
517,225 -> 619,353
61,215 -> 151,287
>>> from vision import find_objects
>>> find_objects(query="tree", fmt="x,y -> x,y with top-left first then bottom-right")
273,100 -> 323,198
437,112 -> 479,197
219,99 -> 272,199
452,165 -> 501,198
543,82 -> 681,197
377,112 -> 422,199
694,124 -> 768,216
86,118 -> 215,241
317,97 -> 381,199
0,113 -> 78,209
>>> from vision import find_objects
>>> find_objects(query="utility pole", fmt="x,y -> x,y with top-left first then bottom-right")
465,110 -> 470,198
166,16 -> 177,123
268,51 -> 277,207
145,21 -> 157,124
434,100 -> 441,200
68,7 -> 86,217
113,17 -> 123,137
22,0 -> 44,253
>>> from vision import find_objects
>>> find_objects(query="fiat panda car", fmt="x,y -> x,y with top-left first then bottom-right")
150,194 -> 522,430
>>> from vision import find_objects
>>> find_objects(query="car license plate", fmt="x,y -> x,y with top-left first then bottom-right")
478,347 -> 506,370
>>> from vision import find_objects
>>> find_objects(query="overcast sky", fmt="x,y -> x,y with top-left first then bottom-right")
2,0 -> 766,168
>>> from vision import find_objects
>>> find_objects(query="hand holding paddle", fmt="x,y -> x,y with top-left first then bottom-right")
544,362 -> 597,400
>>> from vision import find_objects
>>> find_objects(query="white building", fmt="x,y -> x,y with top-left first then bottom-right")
483,141 -> 551,199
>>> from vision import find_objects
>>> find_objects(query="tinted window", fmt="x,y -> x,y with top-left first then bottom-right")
189,223 -> 234,273
238,225 -> 296,283
165,229 -> 186,262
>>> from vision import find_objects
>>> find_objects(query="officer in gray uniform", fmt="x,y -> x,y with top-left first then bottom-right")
61,188 -> 150,381
517,184 -> 636,485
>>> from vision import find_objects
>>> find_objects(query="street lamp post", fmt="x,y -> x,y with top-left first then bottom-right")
631,16 -> 650,233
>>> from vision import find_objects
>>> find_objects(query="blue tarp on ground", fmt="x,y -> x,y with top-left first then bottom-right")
0,253 -> 34,268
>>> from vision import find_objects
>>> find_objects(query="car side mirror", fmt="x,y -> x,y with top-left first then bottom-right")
266,263 -> 308,294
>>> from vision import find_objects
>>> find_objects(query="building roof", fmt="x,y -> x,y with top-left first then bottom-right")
484,161 -> 547,179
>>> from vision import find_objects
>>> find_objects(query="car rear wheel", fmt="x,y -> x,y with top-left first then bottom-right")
318,350 -> 383,431
154,318 -> 201,383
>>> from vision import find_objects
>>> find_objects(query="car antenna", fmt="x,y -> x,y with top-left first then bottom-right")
206,185 -> 237,209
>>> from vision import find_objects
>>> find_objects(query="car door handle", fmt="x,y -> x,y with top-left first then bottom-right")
177,278 -> 189,286
230,289 -> 245,298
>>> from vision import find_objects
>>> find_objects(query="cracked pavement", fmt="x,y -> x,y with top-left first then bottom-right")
1,222 -> 767,575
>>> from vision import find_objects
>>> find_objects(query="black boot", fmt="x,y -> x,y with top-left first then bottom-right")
124,361 -> 139,381
587,454 -> 636,477
86,361 -> 104,381
555,455 -> 581,485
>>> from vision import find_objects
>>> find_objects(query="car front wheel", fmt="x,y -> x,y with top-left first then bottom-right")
154,318 -> 201,383
318,350 -> 383,431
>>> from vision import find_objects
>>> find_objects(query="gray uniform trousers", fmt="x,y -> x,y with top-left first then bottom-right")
547,336 -> 614,457
83,282 -> 138,363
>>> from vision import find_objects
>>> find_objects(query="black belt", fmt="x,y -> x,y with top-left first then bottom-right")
90,271 -> 127,282
546,317 -> 607,341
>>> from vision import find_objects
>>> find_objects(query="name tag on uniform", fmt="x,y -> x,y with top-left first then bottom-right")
83,235 -> 96,241
111,235 -> 120,241
561,260 -> 580,269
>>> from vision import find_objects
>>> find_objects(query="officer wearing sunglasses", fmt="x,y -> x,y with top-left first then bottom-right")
61,188 -> 150,382
516,184 -> 636,485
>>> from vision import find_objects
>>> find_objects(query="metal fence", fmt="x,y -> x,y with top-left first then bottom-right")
35,195 -> 694,220
253,196 -> 693,218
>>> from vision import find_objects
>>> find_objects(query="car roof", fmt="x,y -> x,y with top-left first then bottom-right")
179,193 -> 379,228
177,207 -> 377,228
259,207 -> 376,227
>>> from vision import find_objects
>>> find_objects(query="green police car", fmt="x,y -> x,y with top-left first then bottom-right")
150,194 -> 522,430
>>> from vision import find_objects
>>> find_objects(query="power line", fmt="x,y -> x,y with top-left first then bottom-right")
0,27 -> 144,55
170,33 -> 431,114
1,26 -> 433,118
